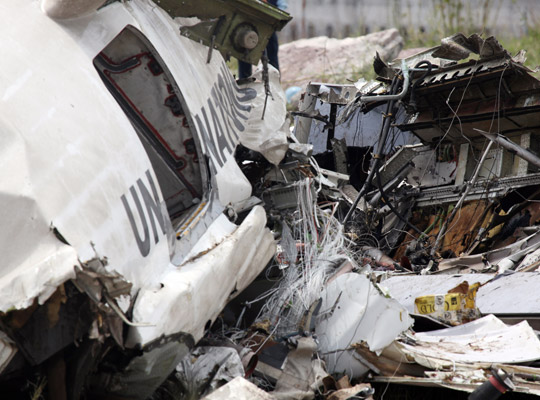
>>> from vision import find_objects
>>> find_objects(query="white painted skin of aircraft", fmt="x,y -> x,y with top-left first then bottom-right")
0,0 -> 288,394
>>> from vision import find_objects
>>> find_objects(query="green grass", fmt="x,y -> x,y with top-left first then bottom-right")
226,57 -> 239,78
503,28 -> 540,71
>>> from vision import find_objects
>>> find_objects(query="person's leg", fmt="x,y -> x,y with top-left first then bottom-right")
238,60 -> 253,79
266,32 -> 279,71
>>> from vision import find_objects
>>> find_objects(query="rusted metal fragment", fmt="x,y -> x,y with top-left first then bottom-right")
393,200 -> 493,263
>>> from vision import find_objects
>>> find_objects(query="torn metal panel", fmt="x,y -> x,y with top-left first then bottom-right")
432,34 -> 509,61
305,83 -> 360,105
315,273 -> 413,376
394,34 -> 510,69
0,228 -> 78,313
361,315 -> 540,393
353,342 -> 426,378
0,124 -> 79,312
397,315 -> 540,366
174,346 -> 245,398
372,371 -> 540,396
414,172 -> 540,207
127,206 -> 275,347
438,230 -> 540,272
378,144 -> 457,189
294,82 -> 417,156
377,144 -> 423,187
516,247 -> 540,271
272,337 -> 328,400
74,258 -> 132,306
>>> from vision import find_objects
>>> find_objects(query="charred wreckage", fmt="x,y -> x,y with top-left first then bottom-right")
3,0 -> 540,399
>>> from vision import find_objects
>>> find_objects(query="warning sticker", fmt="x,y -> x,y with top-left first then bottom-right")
414,281 -> 481,325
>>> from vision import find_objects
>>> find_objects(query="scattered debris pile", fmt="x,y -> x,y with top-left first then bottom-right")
174,32 -> 540,399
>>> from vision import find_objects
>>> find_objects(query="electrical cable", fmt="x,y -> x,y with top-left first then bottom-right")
343,75 -> 400,224
375,162 -> 424,236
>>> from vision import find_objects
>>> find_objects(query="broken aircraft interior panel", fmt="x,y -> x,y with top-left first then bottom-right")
293,33 -> 540,273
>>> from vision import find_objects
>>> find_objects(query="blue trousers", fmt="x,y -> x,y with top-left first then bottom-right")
238,32 -> 279,79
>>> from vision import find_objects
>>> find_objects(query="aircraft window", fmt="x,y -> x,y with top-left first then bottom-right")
93,26 -> 203,221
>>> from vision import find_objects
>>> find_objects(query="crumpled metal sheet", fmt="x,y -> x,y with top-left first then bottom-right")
272,337 -> 328,400
397,315 -> 540,367
315,273 -> 413,376
240,66 -> 289,166
0,232 -> 78,312
432,33 -> 508,61
127,206 -> 276,347
175,346 -> 245,397
438,230 -> 540,273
